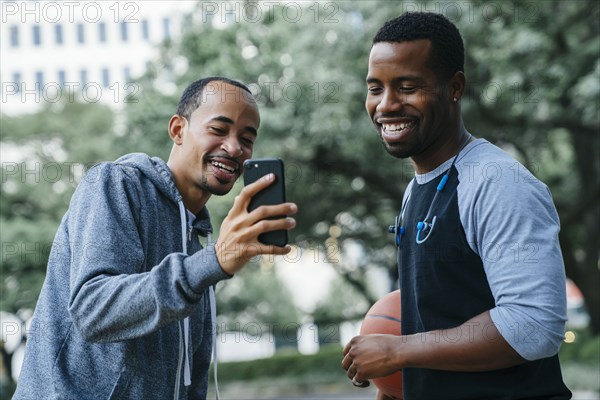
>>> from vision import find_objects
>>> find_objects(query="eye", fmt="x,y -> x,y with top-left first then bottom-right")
399,86 -> 417,93
209,126 -> 226,135
367,86 -> 383,95
241,136 -> 255,147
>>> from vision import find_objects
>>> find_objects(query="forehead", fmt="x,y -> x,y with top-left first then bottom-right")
367,40 -> 434,80
192,82 -> 260,125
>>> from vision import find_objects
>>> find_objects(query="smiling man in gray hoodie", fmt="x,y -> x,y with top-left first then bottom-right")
14,77 -> 297,400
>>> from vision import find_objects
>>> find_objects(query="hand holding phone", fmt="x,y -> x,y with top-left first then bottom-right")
243,158 -> 288,247
215,158 -> 296,275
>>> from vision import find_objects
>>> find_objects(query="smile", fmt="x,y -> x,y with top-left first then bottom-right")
210,160 -> 237,174
381,121 -> 416,136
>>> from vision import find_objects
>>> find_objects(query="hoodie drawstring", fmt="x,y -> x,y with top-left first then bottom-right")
178,202 -> 192,387
178,202 -> 219,398
208,232 -> 220,400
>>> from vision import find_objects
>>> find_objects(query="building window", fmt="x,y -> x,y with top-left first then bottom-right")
183,14 -> 193,28
80,69 -> 88,86
10,26 -> 19,47
32,25 -> 41,46
13,72 -> 22,92
123,67 -> 131,82
77,24 -> 85,44
101,68 -> 110,87
35,71 -> 44,91
58,70 -> 66,87
141,19 -> 150,40
98,22 -> 106,43
120,22 -> 128,42
163,17 -> 171,39
55,25 -> 63,45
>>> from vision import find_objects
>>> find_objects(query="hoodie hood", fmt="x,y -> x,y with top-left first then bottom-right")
115,153 -> 213,236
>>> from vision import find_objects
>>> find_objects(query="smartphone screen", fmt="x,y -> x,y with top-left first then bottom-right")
243,158 -> 288,247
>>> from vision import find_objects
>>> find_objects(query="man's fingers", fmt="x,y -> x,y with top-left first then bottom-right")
241,173 -> 276,198
251,217 -> 296,237
264,244 -> 293,255
229,174 -> 275,213
343,340 -> 352,357
342,338 -> 369,388
341,353 -> 352,370
241,243 -> 292,258
249,202 -> 297,222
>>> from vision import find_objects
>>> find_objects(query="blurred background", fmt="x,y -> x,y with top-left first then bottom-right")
1,0 -> 598,398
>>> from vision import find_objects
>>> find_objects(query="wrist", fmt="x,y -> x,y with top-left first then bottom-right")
392,336 -> 411,370
214,252 -> 235,277
214,241 -> 246,275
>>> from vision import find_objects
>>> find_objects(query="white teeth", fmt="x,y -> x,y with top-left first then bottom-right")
382,121 -> 415,132
211,161 -> 235,173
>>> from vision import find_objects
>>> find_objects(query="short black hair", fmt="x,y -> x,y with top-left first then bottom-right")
373,12 -> 464,80
176,76 -> 253,120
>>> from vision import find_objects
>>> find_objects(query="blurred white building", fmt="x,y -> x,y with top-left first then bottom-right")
0,0 -> 196,115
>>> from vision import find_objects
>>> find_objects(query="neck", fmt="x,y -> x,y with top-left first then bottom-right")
167,160 -> 211,215
179,185 -> 211,215
411,121 -> 472,174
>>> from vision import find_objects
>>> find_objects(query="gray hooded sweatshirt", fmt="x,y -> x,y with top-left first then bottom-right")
14,153 -> 231,400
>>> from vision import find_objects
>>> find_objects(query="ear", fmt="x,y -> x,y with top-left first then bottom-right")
168,114 -> 187,145
448,71 -> 466,102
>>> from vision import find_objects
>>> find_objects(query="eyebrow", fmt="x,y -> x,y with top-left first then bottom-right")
211,115 -> 257,135
366,75 -> 425,85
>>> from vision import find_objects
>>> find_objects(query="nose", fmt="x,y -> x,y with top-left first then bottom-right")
376,88 -> 402,115
221,136 -> 243,157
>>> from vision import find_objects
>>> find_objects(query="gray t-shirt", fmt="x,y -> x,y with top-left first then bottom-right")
407,138 -> 567,361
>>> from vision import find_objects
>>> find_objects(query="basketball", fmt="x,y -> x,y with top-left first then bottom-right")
359,290 -> 403,399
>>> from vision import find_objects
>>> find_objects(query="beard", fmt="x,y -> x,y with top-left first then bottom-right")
197,173 -> 234,196
379,132 -> 423,159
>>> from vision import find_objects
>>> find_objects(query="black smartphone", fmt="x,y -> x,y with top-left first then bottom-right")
243,158 -> 288,247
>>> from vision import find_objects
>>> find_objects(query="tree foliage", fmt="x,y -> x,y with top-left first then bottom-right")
1,101 -> 118,310
458,0 -> 600,332
1,0 -> 598,334
126,0 -> 600,331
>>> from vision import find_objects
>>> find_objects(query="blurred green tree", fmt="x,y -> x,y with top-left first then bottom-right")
1,101 -> 119,311
1,0 -> 598,336
458,0 -> 600,332
124,0 -> 599,332
216,262 -> 300,345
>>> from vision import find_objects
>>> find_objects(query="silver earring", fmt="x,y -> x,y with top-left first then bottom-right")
453,97 -> 458,102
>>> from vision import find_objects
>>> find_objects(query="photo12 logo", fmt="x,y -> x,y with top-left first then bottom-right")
1,1 -> 140,24
248,81 -> 339,104
199,1 -> 340,25
398,1 -> 539,23
1,81 -> 141,105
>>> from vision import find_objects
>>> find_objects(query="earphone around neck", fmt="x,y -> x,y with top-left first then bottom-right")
389,134 -> 472,246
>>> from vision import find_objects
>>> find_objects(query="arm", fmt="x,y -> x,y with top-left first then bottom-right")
342,310 -> 525,383
67,163 -> 229,342
68,165 -> 296,342
464,158 -> 568,361
343,157 -> 568,383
